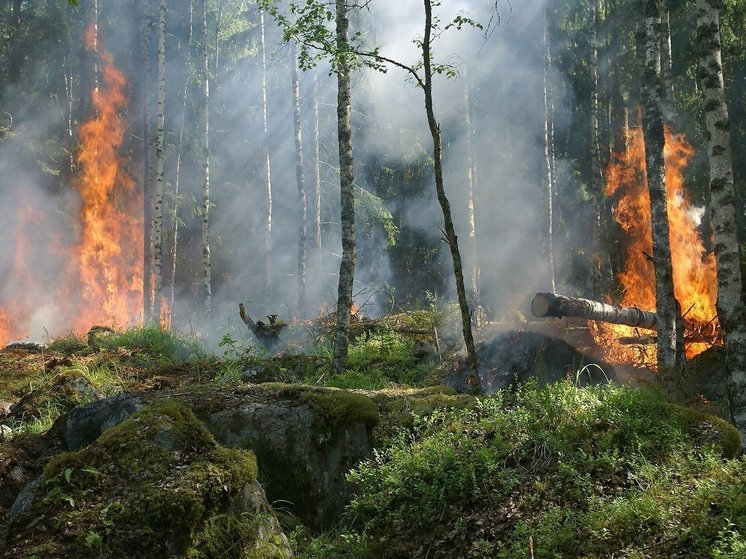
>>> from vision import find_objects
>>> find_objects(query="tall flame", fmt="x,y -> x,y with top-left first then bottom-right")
593,126 -> 719,365
0,24 -> 142,347
67,25 -> 143,331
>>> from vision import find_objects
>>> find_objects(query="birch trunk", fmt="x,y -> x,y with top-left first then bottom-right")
169,0 -> 194,320
291,42 -> 308,317
259,9 -> 273,307
312,72 -> 322,254
200,0 -> 212,317
152,0 -> 166,324
543,7 -> 556,294
331,0 -> 356,375
639,0 -> 686,387
140,0 -> 155,322
463,67 -> 481,325
590,0 -> 604,298
659,0 -> 675,122
422,0 -> 480,391
696,0 -> 746,449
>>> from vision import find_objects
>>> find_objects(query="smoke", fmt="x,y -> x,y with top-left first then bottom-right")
0,0 -> 586,347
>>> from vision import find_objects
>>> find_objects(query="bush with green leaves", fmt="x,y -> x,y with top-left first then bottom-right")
334,381 -> 744,559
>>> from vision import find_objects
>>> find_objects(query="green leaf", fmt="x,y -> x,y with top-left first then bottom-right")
64,467 -> 73,484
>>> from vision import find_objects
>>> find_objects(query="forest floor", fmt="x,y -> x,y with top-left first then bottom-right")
0,314 -> 743,558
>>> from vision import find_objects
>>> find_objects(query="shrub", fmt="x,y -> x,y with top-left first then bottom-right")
341,382 -> 745,559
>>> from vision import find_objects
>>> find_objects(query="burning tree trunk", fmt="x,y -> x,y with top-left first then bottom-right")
590,0 -> 604,298
331,0 -> 356,376
291,42 -> 308,318
696,0 -> 746,448
199,0 -> 212,317
532,292 -> 659,330
639,0 -> 686,382
152,0 -> 166,323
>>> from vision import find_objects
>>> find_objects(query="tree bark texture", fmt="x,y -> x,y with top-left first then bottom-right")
291,42 -> 308,317
590,0 -> 604,298
422,0 -> 480,391
696,0 -> 746,448
640,0 -> 686,383
659,0 -> 675,122
532,292 -> 659,330
312,72 -> 322,253
200,0 -> 212,317
331,0 -> 356,375
152,0 -> 166,324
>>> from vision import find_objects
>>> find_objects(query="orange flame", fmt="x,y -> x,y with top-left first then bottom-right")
593,126 -> 719,365
67,25 -> 143,332
0,24 -> 142,347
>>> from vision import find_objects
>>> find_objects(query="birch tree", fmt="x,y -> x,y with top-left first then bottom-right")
140,0 -> 155,322
639,0 -> 686,388
152,0 -> 166,323
696,0 -> 746,448
259,7 -> 273,307
291,41 -> 308,317
200,0 -> 211,317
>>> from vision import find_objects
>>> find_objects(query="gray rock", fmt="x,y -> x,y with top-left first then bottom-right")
432,331 -> 616,393
8,478 -> 39,524
207,395 -> 373,529
0,401 -> 12,419
63,394 -> 143,451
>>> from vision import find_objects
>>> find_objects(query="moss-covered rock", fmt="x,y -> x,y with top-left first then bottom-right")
4,401 -> 289,559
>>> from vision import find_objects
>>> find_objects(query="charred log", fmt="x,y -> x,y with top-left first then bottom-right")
239,303 -> 287,349
531,292 -> 659,330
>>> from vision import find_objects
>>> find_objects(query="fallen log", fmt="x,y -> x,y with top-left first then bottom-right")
531,292 -> 658,330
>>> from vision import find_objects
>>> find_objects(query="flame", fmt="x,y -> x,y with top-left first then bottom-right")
67,25 -> 143,332
593,126 -> 719,365
0,24 -> 142,347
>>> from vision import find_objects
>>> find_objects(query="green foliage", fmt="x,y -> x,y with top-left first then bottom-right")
94,325 -> 198,365
47,334 -> 89,355
336,382 -> 745,559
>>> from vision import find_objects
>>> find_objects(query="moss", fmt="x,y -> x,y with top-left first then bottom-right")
666,403 -> 742,458
11,400 -> 263,558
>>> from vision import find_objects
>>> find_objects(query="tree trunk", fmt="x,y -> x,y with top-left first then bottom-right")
696,0 -> 746,449
169,0 -> 194,321
312,71 -> 322,254
463,66 -> 481,325
543,6 -> 556,294
590,0 -> 605,298
200,0 -> 211,317
8,0 -> 22,83
532,292 -> 659,329
659,0 -> 675,122
152,0 -> 166,324
259,8 -> 273,308
291,42 -> 308,317
331,0 -> 356,375
422,0 -> 480,391
140,0 -> 155,323
639,0 -> 686,386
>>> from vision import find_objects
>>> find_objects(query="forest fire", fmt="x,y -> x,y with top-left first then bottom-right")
0,26 -> 141,347
68,25 -> 143,333
592,126 -> 720,366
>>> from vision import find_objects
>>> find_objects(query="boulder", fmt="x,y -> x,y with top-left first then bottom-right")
5,400 -> 291,559
59,384 -> 379,530
430,331 -> 617,393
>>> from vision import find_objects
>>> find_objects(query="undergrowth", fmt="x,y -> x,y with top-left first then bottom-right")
299,381 -> 745,559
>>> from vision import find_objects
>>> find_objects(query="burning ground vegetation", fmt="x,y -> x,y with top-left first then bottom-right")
0,314 -> 742,558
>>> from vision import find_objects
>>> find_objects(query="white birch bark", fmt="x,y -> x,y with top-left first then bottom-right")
696,0 -> 746,449
152,0 -> 166,323
200,0 -> 211,317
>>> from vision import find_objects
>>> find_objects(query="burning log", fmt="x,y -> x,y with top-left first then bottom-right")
531,292 -> 659,330
239,303 -> 287,348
